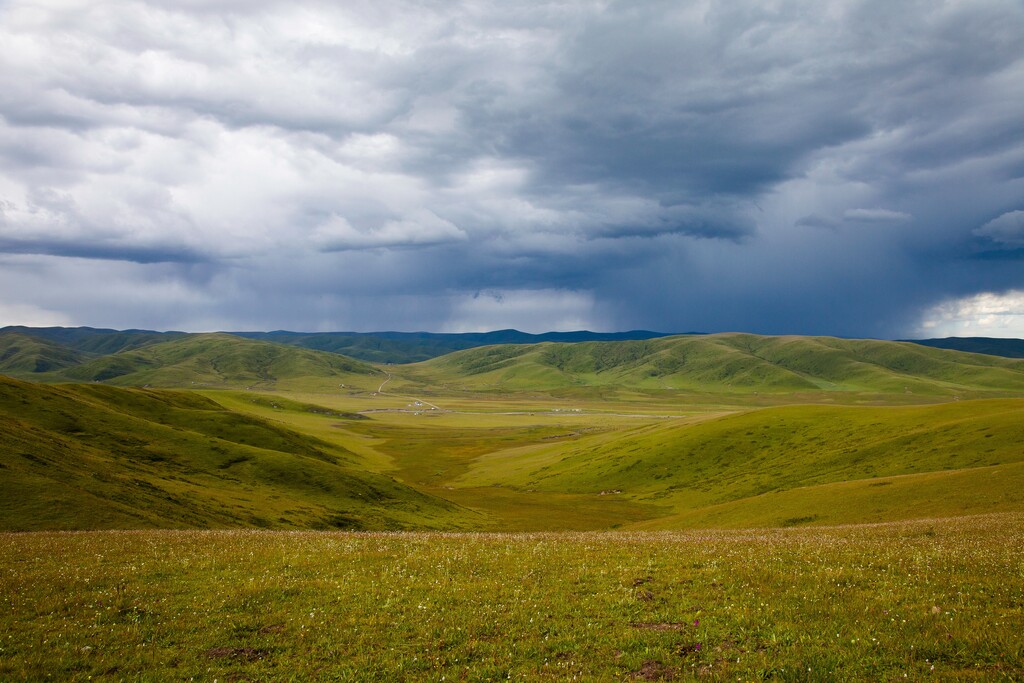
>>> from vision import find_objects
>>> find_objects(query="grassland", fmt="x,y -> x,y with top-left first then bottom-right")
39,333 -> 386,392
6,329 -> 1024,531
411,333 -> 1024,396
0,376 -> 464,531
2,514 -> 1021,681
4,331 -> 1024,680
0,332 -> 87,373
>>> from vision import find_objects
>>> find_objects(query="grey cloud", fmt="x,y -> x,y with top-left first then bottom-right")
841,209 -> 911,224
795,214 -> 840,230
0,1 -> 1022,336
974,210 -> 1024,248
0,237 -> 206,264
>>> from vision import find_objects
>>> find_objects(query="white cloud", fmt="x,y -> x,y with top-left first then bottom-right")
312,209 -> 466,250
918,290 -> 1024,337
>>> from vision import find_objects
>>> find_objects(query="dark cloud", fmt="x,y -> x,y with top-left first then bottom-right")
0,0 -> 1022,336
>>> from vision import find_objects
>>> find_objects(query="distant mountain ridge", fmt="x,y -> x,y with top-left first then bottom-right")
6,326 -> 1023,364
232,329 -> 678,363
905,336 -> 1024,359
2,326 -> 677,364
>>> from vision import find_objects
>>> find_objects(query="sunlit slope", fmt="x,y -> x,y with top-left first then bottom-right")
0,332 -> 88,374
0,376 -> 463,531
416,333 -> 1024,395
455,399 -> 1024,526
41,333 -> 383,390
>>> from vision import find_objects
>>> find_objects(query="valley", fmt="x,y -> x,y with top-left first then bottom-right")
3,327 -> 1024,532
3,327 -> 1024,680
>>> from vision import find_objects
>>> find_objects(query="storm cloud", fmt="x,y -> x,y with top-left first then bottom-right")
1,0 -> 1022,336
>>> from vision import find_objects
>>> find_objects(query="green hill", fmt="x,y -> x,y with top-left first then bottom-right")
41,333 -> 384,390
0,325 -> 185,355
414,333 -> 1024,396
0,332 -> 88,374
233,329 -> 675,363
453,398 -> 1024,527
5,326 -> 675,364
0,376 -> 463,531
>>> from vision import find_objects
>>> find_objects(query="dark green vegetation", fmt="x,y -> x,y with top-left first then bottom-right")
0,376 -> 462,531
3,515 -> 1022,681
1,325 -> 186,355
0,332 -> 87,373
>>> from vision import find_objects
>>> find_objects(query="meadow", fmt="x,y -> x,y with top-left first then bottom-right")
4,329 -> 1024,680
2,515 -> 1021,681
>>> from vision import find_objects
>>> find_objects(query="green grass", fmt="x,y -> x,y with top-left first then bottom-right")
5,331 -> 1024,532
413,333 -> 1024,396
4,332 -> 1024,680
202,386 -> 1024,531
38,333 -> 385,391
2,515 -> 1021,681
0,376 -> 463,531
451,399 -> 1024,526
0,331 -> 88,374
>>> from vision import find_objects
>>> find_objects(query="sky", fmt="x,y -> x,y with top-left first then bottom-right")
1,0 -> 1023,338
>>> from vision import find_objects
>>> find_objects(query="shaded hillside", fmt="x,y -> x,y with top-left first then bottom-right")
455,399 -> 1024,527
43,333 -> 383,390
4,326 -> 677,364
415,333 -> 1024,396
235,329 -> 676,363
1,325 -> 185,355
907,336 -> 1024,359
0,332 -> 88,374
0,376 -> 463,531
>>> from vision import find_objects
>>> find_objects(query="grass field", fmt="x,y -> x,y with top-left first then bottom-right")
2,514 -> 1021,681
4,331 -> 1024,680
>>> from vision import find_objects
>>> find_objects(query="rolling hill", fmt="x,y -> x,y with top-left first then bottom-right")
0,331 -> 88,374
4,326 -> 677,364
412,333 -> 1024,396
36,333 -> 385,390
234,329 -> 677,363
452,398 -> 1024,528
0,375 -> 464,531
0,325 -> 185,355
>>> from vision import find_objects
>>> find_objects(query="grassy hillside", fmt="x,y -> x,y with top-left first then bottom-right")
453,399 -> 1024,527
41,333 -> 384,390
0,325 -> 185,355
0,331 -> 88,374
0,376 -> 464,531
5,326 -> 675,364
414,333 -> 1024,396
235,329 -> 675,363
